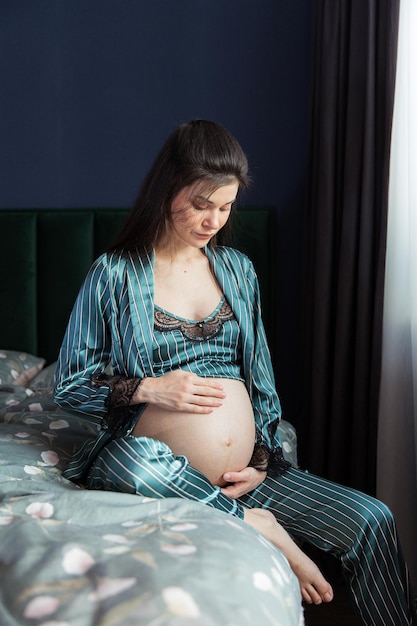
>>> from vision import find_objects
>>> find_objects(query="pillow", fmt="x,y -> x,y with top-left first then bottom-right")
0,350 -> 46,387
278,419 -> 299,468
0,383 -> 34,411
29,361 -> 57,389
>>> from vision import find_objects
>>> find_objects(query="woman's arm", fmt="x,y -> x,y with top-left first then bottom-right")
209,246 -> 287,465
54,255 -> 115,421
91,369 -> 227,435
240,258 -> 285,453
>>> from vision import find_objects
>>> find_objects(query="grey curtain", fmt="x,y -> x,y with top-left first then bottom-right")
299,0 -> 400,494
377,0 -> 417,590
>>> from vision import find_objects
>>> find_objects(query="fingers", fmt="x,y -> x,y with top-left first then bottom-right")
175,372 -> 226,408
221,469 -> 261,498
167,371 -> 225,396
147,371 -> 227,413
193,384 -> 225,398
222,468 -> 265,493
221,483 -> 246,498
190,378 -> 226,399
223,471 -> 246,483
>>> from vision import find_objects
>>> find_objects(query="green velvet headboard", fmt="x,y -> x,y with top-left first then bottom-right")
0,208 -> 274,363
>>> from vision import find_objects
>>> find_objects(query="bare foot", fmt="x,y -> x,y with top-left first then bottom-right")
244,508 -> 334,605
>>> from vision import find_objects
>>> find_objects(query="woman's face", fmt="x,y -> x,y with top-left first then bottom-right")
169,181 -> 239,250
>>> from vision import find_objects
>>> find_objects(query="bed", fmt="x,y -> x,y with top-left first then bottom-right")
0,208 -> 303,626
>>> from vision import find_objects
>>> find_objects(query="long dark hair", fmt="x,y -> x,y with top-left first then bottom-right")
109,120 -> 250,253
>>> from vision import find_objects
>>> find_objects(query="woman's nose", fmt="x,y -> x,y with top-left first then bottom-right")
204,210 -> 220,229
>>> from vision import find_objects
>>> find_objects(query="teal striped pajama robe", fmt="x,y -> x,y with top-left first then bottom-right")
55,247 -> 416,626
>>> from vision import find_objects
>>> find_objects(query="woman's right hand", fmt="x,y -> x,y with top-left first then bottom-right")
132,370 -> 226,413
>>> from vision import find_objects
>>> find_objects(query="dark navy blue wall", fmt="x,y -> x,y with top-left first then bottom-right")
0,0 -> 312,423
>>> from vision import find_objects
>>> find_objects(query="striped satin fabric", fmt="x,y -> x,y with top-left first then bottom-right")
54,245 -> 283,449
152,296 -> 245,381
240,467 -> 417,626
55,245 -> 417,625
56,245 -> 284,521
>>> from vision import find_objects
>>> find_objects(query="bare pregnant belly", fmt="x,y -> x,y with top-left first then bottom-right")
132,378 -> 256,487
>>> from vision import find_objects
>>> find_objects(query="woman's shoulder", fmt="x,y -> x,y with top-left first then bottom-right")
211,245 -> 255,271
92,249 -> 152,271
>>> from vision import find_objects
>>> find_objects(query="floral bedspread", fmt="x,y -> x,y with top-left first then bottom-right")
0,372 -> 303,625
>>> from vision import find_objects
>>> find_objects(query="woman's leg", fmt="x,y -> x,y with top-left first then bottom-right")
85,434 -> 243,517
239,467 -> 416,626
243,507 -> 334,605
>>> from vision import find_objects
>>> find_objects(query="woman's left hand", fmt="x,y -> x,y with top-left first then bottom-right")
220,467 -> 266,498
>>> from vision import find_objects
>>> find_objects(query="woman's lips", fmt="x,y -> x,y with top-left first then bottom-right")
194,232 -> 215,239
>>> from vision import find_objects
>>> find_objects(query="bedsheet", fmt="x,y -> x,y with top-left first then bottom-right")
0,365 -> 303,626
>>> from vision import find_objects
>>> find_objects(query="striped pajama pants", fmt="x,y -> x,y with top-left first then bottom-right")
242,467 -> 416,626
81,434 -> 416,626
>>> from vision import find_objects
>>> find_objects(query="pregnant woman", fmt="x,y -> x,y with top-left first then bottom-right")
55,120 -> 416,625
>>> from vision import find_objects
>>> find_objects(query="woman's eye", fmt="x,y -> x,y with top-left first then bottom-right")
191,202 -> 233,212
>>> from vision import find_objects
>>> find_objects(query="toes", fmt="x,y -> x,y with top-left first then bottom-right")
301,583 -> 334,605
322,588 -> 334,603
301,585 -> 323,605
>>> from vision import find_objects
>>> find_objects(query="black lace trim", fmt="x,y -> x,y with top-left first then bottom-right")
249,443 -> 292,476
154,299 -> 234,341
248,444 -> 269,471
268,447 -> 292,474
91,373 -> 143,435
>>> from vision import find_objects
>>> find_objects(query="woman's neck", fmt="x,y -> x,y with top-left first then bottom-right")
154,239 -> 205,267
